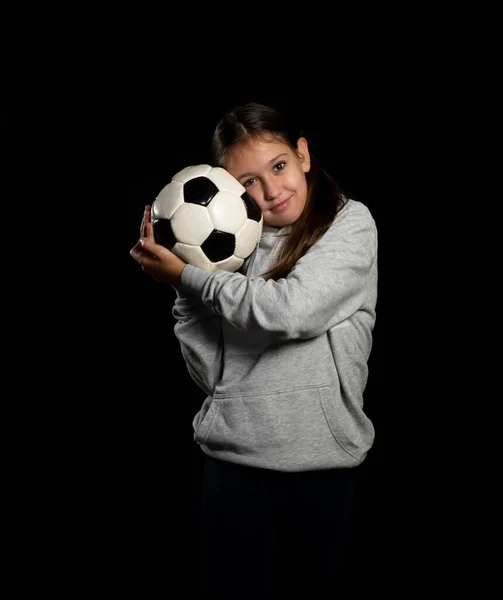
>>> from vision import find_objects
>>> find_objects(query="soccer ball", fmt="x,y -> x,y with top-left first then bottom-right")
151,164 -> 263,272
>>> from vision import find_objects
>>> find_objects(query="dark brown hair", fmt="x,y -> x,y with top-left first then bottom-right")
211,102 -> 347,280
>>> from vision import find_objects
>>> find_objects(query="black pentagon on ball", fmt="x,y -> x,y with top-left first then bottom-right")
183,176 -> 219,206
152,218 -> 176,250
201,230 -> 236,263
241,191 -> 262,222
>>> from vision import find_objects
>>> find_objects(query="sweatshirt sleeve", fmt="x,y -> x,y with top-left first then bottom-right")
172,289 -> 224,396
179,201 -> 377,341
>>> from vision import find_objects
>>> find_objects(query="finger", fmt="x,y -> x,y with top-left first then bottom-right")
130,246 -> 158,273
140,206 -> 146,238
139,236 -> 169,260
130,243 -> 144,262
142,205 -> 153,238
137,250 -> 164,274
146,221 -> 155,242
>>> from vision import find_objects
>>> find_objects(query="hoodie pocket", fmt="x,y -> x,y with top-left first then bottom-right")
318,386 -> 374,460
194,386 -> 373,470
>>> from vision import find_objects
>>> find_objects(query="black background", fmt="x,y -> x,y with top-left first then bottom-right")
5,61 -> 478,595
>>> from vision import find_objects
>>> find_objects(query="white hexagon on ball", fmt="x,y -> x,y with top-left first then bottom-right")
171,164 -> 212,184
235,220 -> 262,259
207,191 -> 247,234
206,167 -> 246,196
171,203 -> 214,246
152,181 -> 184,219
214,255 -> 245,272
172,243 -> 215,271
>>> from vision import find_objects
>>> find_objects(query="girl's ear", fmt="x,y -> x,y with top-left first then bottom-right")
296,137 -> 311,173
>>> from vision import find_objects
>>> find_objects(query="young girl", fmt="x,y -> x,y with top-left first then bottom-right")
130,102 -> 378,597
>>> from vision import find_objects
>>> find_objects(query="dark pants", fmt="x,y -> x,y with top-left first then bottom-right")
200,454 -> 358,598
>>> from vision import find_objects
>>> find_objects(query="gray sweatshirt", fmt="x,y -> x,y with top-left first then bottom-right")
172,199 -> 378,472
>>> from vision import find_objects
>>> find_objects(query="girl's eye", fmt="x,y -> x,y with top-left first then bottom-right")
242,162 -> 285,187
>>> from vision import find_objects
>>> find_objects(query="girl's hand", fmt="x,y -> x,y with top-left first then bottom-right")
130,206 -> 188,286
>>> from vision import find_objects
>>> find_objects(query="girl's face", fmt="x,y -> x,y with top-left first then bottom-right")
223,134 -> 311,227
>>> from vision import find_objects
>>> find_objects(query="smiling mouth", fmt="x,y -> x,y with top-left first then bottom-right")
270,198 -> 290,212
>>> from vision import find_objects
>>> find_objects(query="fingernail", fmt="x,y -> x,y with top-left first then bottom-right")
139,238 -> 145,247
